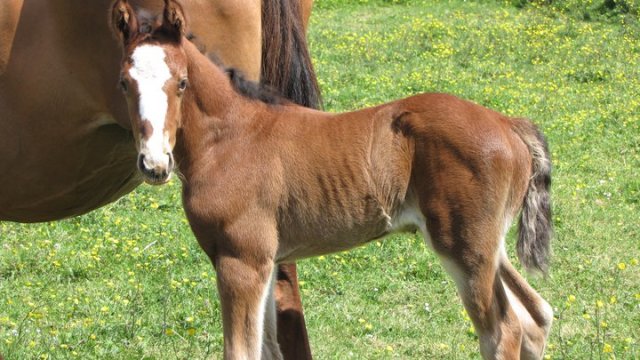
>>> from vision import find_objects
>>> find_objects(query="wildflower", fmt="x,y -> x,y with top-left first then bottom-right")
596,300 -> 604,308
609,296 -> 616,304
386,345 -> 393,352
602,343 -> 613,353
165,328 -> 174,336
617,262 -> 626,270
187,328 -> 196,336
600,321 -> 608,328
631,258 -> 639,266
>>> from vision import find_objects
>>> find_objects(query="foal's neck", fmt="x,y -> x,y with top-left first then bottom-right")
175,41 -> 272,172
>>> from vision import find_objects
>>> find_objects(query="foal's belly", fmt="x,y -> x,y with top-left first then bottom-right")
274,187 -> 426,263
276,220 -> 393,263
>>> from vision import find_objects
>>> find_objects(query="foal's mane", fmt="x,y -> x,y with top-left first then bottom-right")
204,53 -> 287,106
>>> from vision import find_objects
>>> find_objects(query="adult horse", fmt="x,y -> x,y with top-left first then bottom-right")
0,0 -> 318,358
112,1 -> 554,358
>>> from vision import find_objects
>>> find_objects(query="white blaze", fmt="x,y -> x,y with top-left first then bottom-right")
129,45 -> 172,169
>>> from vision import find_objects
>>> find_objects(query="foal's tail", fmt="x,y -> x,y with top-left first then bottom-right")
511,119 -> 553,275
261,0 -> 322,109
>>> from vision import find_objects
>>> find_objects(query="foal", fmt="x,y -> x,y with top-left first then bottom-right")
112,1 -> 554,359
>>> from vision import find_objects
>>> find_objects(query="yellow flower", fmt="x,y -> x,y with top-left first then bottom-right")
596,300 -> 604,308
631,258 -> 639,266
602,343 -> 613,353
386,345 -> 393,352
600,321 -> 608,328
187,328 -> 196,336
567,295 -> 576,303
609,296 -> 617,304
617,262 -> 626,270
165,328 -> 174,336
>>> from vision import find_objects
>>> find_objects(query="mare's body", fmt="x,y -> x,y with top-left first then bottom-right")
0,1 -> 317,358
114,3 -> 554,358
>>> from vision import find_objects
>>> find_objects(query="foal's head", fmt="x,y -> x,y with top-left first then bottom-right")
111,0 -> 189,185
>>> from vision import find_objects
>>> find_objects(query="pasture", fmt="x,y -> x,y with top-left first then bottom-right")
1,0 -> 639,358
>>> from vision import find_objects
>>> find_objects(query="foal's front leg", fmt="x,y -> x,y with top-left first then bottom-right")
215,251 -> 280,360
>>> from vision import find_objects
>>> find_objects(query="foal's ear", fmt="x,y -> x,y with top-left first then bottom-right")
162,0 -> 187,40
110,0 -> 138,43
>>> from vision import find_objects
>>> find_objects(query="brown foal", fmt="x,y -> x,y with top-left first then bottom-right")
112,1 -> 554,359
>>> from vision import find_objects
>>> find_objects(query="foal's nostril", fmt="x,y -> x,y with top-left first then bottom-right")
137,154 -> 147,172
167,152 -> 174,170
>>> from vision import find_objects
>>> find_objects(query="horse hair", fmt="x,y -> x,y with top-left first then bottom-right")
261,0 -> 322,109
203,52 -> 286,106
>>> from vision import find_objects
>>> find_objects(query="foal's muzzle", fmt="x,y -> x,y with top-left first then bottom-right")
137,152 -> 174,185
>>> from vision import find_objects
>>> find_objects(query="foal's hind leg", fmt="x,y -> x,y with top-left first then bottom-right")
423,215 -> 525,360
499,257 -> 553,360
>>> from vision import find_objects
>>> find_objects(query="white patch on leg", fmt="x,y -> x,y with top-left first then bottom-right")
254,267 -> 276,359
261,271 -> 282,360
129,45 -> 172,168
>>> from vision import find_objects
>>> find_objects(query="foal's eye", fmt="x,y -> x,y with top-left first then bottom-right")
178,79 -> 188,92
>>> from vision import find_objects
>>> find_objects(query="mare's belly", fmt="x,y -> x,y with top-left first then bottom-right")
0,118 -> 140,222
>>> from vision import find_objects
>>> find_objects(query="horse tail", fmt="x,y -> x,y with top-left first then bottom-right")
261,0 -> 322,109
511,118 -> 553,275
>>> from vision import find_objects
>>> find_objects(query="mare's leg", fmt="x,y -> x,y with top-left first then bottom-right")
500,257 -> 553,360
275,264 -> 312,360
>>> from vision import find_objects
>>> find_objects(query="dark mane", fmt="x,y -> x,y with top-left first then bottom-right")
225,68 -> 287,105
204,52 -> 286,105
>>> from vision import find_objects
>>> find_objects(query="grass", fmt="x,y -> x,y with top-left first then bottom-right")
1,0 -> 639,358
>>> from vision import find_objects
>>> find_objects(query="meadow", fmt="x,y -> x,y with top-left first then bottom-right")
1,0 -> 639,358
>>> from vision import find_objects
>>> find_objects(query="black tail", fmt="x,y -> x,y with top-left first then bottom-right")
261,0 -> 322,109
511,119 -> 553,275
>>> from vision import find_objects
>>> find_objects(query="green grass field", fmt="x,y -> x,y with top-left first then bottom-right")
1,0 -> 639,358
